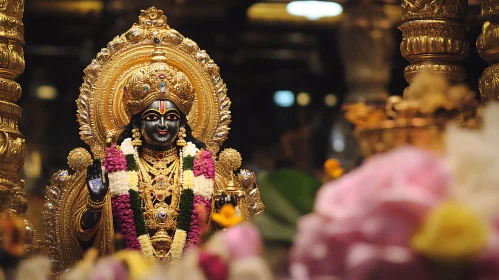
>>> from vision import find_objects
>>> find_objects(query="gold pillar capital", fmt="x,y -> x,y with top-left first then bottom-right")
400,0 -> 468,98
477,0 -> 499,103
402,0 -> 467,21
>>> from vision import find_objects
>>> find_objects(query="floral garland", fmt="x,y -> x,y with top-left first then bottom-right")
104,139 -> 215,260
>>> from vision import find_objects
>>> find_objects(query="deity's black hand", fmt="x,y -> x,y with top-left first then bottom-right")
86,159 -> 109,202
81,159 -> 108,231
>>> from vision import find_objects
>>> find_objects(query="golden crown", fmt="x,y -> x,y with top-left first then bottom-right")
123,48 -> 195,116
344,69 -> 479,157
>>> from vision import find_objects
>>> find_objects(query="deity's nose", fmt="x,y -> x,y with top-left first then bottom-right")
158,116 -> 167,129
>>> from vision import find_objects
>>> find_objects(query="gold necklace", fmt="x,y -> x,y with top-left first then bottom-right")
137,152 -> 182,261
141,147 -> 177,164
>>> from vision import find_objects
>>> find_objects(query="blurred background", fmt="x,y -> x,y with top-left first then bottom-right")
18,0 -> 487,256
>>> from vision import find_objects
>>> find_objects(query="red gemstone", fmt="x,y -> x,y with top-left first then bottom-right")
158,154 -> 163,159
159,73 -> 166,79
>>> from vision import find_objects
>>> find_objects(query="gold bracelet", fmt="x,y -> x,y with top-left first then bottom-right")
87,197 -> 105,212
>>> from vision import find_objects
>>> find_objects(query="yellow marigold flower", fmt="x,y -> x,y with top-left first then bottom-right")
411,201 -> 488,261
324,159 -> 344,179
212,204 -> 243,228
114,250 -> 154,280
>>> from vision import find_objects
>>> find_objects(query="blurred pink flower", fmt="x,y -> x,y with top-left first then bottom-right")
198,251 -> 229,280
345,243 -> 432,280
315,146 -> 450,222
290,147 -> 451,279
89,258 -> 128,280
290,214 -> 361,278
475,249 -> 499,280
223,223 -> 263,260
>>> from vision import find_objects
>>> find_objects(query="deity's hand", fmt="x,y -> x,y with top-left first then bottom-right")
86,159 -> 109,203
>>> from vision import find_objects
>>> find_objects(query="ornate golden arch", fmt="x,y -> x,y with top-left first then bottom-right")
77,7 -> 230,157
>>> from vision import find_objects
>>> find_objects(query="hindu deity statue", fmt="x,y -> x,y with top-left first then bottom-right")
43,7 -> 264,276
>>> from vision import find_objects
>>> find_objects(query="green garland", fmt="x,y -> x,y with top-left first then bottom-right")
183,155 -> 194,171
129,189 -> 147,236
126,154 -> 138,171
178,189 -> 194,232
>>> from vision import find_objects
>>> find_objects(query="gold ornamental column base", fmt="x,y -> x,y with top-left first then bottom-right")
477,1 -> 499,103
400,0 -> 468,98
0,0 -> 41,256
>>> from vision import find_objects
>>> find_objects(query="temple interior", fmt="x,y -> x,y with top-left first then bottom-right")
2,0 -> 499,279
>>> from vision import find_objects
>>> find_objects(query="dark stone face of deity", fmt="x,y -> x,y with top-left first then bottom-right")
138,99 -> 183,150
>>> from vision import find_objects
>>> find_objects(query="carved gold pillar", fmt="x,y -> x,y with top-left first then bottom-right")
477,0 -> 499,103
0,0 -> 40,255
400,0 -> 468,96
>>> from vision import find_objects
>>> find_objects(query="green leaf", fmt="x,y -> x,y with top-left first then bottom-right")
257,172 -> 301,225
266,169 -> 322,215
253,213 -> 296,243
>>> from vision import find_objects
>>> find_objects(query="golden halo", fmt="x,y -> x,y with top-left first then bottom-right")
77,7 -> 231,158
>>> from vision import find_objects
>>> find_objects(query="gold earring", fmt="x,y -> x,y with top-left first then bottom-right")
176,127 -> 186,147
131,128 -> 142,147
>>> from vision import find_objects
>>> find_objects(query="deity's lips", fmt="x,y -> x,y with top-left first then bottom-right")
157,131 -> 168,135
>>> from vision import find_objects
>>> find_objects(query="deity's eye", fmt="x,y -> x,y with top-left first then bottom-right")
143,113 -> 159,121
166,114 -> 179,121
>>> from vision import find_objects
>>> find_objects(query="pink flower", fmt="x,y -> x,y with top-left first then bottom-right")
193,150 -> 215,179
90,258 -> 128,280
315,147 -> 450,222
314,147 -> 449,246
290,214 -> 359,279
103,145 -> 127,173
111,195 -> 140,250
198,251 -> 228,280
475,250 -> 499,280
345,243 -> 432,280
186,196 -> 211,249
223,224 -> 263,260
290,147 -> 451,279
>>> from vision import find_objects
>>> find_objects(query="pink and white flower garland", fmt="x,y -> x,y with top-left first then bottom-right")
103,139 -> 215,260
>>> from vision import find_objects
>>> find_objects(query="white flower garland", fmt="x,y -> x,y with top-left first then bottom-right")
120,139 -> 156,258
193,176 -> 214,199
116,139 -> 215,261
170,229 -> 188,259
109,170 -> 129,197
137,234 -> 154,258
183,142 -> 198,157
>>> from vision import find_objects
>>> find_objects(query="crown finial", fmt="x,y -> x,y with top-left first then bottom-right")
151,47 -> 167,63
138,7 -> 169,29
